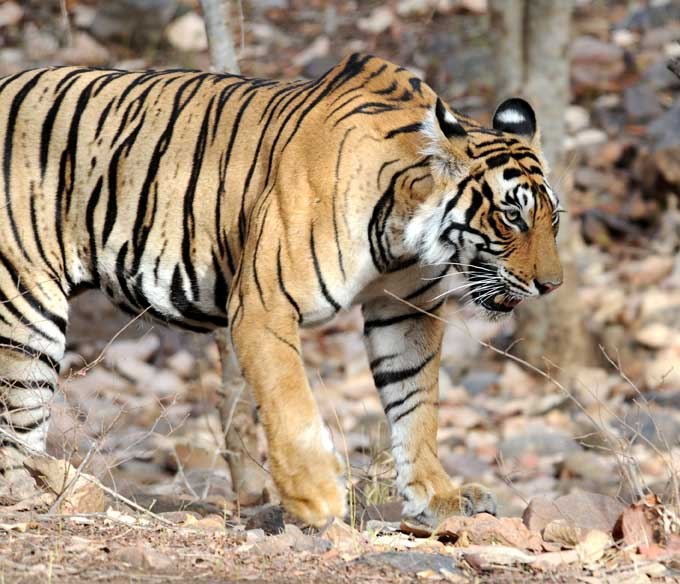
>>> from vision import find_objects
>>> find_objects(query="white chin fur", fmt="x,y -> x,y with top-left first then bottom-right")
404,201 -> 451,265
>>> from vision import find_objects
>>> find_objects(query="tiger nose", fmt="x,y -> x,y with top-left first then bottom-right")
535,278 -> 562,295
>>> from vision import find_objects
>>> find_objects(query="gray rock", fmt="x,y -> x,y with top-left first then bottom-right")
623,84 -> 663,121
500,429 -> 581,460
523,492 -> 625,533
302,55 -> 339,80
359,551 -> 462,575
460,370 -> 499,396
90,0 -> 178,47
620,409 -> 680,450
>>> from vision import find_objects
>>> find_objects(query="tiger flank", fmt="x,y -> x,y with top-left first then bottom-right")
0,54 -> 562,526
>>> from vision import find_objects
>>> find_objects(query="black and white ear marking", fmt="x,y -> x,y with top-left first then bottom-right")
492,98 -> 536,138
435,97 -> 467,138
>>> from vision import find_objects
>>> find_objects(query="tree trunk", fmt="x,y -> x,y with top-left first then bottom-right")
489,0 -> 594,373
200,0 -> 240,74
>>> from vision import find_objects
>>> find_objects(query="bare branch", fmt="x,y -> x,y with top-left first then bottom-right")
200,0 -> 240,74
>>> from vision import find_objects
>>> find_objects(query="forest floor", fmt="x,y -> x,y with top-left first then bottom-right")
1,0 -> 680,581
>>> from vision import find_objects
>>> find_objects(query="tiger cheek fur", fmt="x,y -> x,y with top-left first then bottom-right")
0,54 -> 557,525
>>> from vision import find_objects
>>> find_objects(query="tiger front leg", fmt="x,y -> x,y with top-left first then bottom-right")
362,299 -> 497,527
228,294 -> 346,527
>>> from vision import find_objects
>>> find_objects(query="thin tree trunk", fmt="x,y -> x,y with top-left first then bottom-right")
200,0 -> 240,74
490,0 -> 594,373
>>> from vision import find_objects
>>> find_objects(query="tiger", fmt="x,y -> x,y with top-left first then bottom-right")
0,53 -> 562,527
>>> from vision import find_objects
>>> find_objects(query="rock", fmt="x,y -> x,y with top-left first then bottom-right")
23,23 -> 59,61
111,544 -> 173,570
251,524 -> 331,555
57,32 -> 110,67
358,6 -> 394,34
564,105 -> 590,134
114,359 -> 185,397
460,370 -> 498,396
500,428 -> 580,460
293,36 -> 330,68
623,84 -> 662,121
635,323 -> 675,349
571,36 -> 625,92
459,0 -> 487,14
302,55 -> 339,79
523,492 -> 625,534
433,514 -> 543,551
648,101 -> 680,189
165,12 -> 208,52
558,451 -> 616,484
564,128 -> 608,152
166,350 -> 195,378
90,0 -> 178,46
397,0 -> 433,17
620,409 -> 680,450
441,452 -> 493,483
321,518 -> 363,553
182,513 -> 228,532
23,456 -> 107,514
359,551 -> 463,575
0,1 -> 23,27
646,349 -> 680,389
245,504 -> 285,534
623,255 -> 674,286
542,519 -> 597,547
105,335 -> 160,366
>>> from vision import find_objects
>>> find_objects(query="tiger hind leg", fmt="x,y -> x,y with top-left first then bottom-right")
0,270 -> 67,503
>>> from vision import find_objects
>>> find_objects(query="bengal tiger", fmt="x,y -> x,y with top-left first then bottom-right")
0,53 -> 562,527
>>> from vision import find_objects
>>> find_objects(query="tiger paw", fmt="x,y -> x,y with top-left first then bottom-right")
414,483 -> 497,528
273,448 -> 346,528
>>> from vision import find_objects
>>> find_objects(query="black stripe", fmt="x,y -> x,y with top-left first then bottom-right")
310,227 -> 341,312
0,335 -> 57,369
276,244 -> 302,321
385,122 -> 422,140
384,386 -> 427,416
373,352 -> 436,389
393,400 -> 429,423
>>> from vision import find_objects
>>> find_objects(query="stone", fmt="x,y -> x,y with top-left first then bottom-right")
460,370 -> 498,396
111,544 -> 173,570
245,504 -> 285,534
90,0 -> 178,46
623,84 -> 662,121
359,551 -> 462,575
523,492 -> 625,534
435,514 -> 543,551
165,12 -> 208,52
564,105 -> 590,134
646,349 -> 680,389
499,428 -> 580,460
166,350 -> 195,378
58,32 -> 110,67
648,101 -> 680,189
635,323 -> 675,349
397,0 -> 433,17
358,6 -> 394,34
564,128 -> 608,152
620,409 -> 680,450
105,335 -> 160,366
23,456 -> 107,514
0,1 -> 23,27
571,36 -> 625,92
293,36 -> 330,68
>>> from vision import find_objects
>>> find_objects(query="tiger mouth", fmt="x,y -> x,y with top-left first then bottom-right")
467,259 -> 524,313
471,288 -> 523,313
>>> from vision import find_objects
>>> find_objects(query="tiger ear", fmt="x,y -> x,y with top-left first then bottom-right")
492,98 -> 538,143
421,97 -> 470,178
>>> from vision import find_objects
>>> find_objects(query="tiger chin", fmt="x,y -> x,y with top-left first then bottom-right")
0,54 -> 561,528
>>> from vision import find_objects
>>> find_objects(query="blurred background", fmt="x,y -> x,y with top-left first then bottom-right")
4,0 -> 679,518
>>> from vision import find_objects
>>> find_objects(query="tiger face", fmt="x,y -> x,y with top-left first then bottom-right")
406,97 -> 563,317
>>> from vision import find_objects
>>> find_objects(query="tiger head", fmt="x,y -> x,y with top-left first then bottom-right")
405,97 -> 563,317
